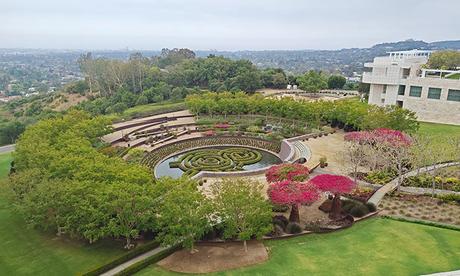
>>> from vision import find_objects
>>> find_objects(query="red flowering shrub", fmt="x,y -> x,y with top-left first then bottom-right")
214,123 -> 230,129
203,130 -> 216,137
265,164 -> 310,183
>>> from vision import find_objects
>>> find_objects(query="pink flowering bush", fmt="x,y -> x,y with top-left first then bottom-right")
214,123 -> 230,129
310,174 -> 356,194
345,128 -> 412,147
265,164 -> 310,183
310,174 -> 356,219
268,180 -> 320,222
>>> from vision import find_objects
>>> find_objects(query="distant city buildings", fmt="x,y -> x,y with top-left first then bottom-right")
362,50 -> 460,125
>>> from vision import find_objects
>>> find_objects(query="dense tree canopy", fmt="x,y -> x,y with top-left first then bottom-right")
185,92 -> 419,133
327,75 -> 346,89
297,70 -> 328,92
9,110 -> 157,246
426,50 -> 460,70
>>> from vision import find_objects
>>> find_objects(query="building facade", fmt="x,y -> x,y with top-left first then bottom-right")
362,50 -> 460,125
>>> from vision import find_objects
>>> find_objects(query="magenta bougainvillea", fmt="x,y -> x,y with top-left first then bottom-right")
310,174 -> 356,219
214,123 -> 230,129
267,180 -> 320,222
344,128 -> 412,147
310,174 -> 356,194
265,164 -> 310,183
268,180 -> 320,206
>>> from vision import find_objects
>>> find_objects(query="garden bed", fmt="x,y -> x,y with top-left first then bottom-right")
378,192 -> 460,226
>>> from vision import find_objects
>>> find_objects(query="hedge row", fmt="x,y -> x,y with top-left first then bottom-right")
82,241 -> 160,276
115,245 -> 180,276
382,215 -> 460,232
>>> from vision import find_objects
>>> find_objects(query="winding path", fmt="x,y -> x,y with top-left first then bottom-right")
0,144 -> 15,154
367,161 -> 460,205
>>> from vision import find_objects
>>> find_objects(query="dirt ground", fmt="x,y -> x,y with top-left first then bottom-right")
379,195 -> 460,226
158,240 -> 268,274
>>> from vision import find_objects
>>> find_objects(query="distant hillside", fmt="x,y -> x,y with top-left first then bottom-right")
195,39 -> 460,76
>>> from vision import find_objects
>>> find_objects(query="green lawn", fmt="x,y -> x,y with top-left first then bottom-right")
0,153 -> 125,275
0,152 -> 13,179
418,122 -> 460,137
138,218 -> 460,276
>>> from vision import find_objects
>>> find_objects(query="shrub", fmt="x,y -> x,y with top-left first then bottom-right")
349,205 -> 370,217
272,215 -> 289,230
365,202 -> 377,212
365,170 -> 396,185
270,224 -> 285,237
272,204 -> 289,212
286,222 -> 302,234
437,194 -> 460,204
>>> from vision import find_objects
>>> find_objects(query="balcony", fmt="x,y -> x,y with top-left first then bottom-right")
362,72 -> 402,85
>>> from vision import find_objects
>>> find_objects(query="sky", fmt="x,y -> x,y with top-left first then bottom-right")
1,0 -> 459,51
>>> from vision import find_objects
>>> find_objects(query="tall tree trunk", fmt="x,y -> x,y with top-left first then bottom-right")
330,194 -> 342,220
125,236 -> 131,249
289,204 -> 300,223
243,240 -> 248,252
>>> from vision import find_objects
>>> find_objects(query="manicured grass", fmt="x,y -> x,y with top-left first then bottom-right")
0,153 -> 125,275
418,122 -> 460,138
138,218 -> 460,276
0,152 -> 13,179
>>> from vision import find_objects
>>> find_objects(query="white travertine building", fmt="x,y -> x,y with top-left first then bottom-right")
362,50 -> 460,125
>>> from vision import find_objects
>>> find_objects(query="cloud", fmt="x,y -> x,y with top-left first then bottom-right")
1,0 -> 459,50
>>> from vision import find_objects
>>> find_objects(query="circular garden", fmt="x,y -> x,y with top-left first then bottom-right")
156,146 -> 281,178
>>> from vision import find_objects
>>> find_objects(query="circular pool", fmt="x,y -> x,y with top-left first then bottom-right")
155,146 -> 282,178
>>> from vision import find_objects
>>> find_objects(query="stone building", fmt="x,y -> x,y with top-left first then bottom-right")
362,50 -> 460,125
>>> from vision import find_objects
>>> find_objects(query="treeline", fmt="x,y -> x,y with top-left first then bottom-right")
75,48 -> 359,116
185,92 -> 419,133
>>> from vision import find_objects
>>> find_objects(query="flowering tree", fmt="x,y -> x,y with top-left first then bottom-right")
265,163 -> 310,183
310,174 -> 355,219
267,180 -> 320,222
345,128 -> 413,188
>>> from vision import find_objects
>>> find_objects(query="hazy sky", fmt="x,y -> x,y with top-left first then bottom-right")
2,0 -> 459,50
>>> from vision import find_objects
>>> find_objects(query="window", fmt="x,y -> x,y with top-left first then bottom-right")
396,100 -> 403,108
409,86 -> 422,97
382,85 -> 387,94
447,89 -> 460,102
427,88 -> 442,99
398,85 -> 406,95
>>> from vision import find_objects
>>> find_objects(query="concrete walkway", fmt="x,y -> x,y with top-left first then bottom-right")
367,162 -> 460,205
0,144 -> 15,154
421,270 -> 460,276
100,245 -> 170,276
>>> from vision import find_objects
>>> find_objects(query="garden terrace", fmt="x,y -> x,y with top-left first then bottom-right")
140,136 -> 281,174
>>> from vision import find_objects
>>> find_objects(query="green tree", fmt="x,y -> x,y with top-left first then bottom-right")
210,179 -> 272,252
327,75 -> 346,89
154,178 -> 211,251
297,70 -> 327,92
427,50 -> 460,70
0,121 -> 26,144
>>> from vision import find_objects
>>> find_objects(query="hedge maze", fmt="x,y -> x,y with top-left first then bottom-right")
141,136 -> 281,176
169,147 -> 262,177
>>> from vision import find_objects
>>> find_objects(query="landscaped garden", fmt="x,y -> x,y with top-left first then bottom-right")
138,218 -> 460,276
2,90 -> 460,275
159,146 -> 278,178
